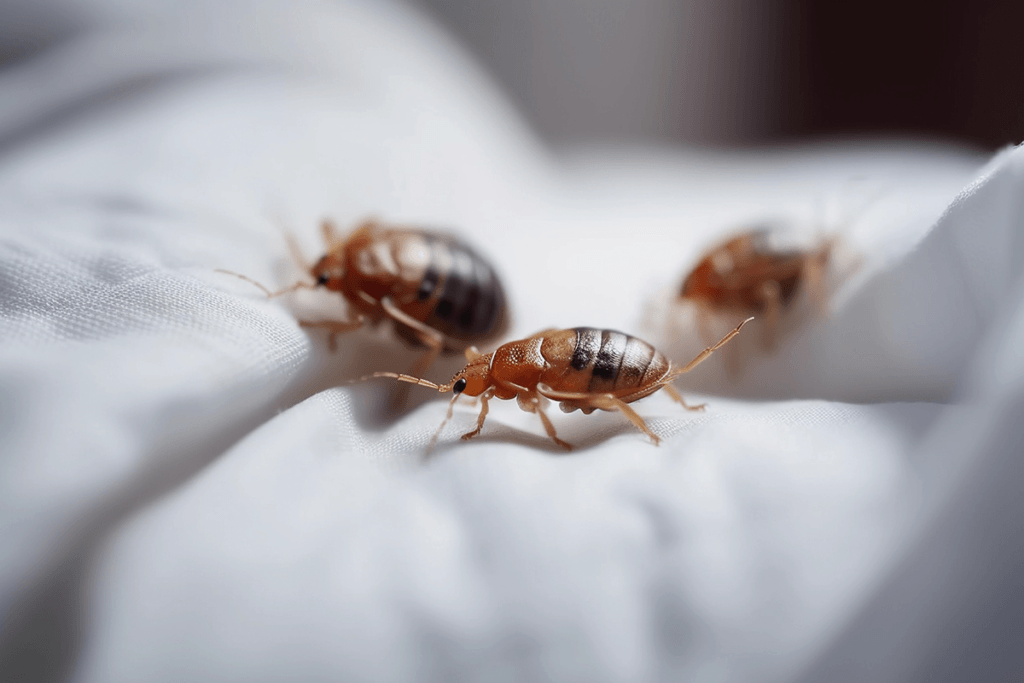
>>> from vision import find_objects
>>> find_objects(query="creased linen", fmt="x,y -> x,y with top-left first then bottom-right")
1,2 -> 1021,683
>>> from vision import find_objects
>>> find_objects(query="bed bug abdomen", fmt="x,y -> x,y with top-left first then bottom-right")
541,328 -> 669,396
417,236 -> 507,343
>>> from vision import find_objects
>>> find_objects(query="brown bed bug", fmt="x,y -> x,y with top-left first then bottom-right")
680,228 -> 835,350
220,217 -> 510,381
361,318 -> 750,451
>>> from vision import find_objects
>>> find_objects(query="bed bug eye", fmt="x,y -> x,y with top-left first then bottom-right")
453,378 -> 467,394
316,274 -> 330,286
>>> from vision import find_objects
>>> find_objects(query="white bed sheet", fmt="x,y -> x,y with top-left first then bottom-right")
1,1 -> 1022,682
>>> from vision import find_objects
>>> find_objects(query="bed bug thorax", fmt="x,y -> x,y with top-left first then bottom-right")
359,319 -> 751,452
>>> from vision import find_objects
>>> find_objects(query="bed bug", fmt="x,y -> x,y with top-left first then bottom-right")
219,217 -> 510,380
361,318 -> 750,451
680,228 -> 835,350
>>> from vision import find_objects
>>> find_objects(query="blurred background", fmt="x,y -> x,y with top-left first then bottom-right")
0,2 -> 1021,683
3,0 -> 1021,148
415,0 -> 1024,148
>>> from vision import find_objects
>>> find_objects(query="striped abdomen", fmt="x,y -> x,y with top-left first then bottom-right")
540,328 -> 670,399
413,235 -> 507,342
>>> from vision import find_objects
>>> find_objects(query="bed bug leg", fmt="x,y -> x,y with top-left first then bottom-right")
670,317 -> 753,377
299,316 -> 366,351
394,338 -> 445,409
757,281 -> 782,351
535,402 -> 572,451
407,340 -> 445,385
539,386 -> 661,446
517,392 -> 572,451
284,231 -> 312,272
598,395 -> 661,445
320,219 -> 344,249
804,238 -> 836,316
662,384 -> 706,412
266,212 -> 315,272
380,297 -> 446,350
460,390 -> 494,441
379,296 -> 449,406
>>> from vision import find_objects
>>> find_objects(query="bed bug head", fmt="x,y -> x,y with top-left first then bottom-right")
680,258 -> 716,301
448,351 -> 493,397
350,355 -> 493,455
311,216 -> 392,290
310,249 -> 346,291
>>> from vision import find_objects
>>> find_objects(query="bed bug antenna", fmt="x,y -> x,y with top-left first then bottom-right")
214,269 -> 313,298
345,371 -> 461,455
347,371 -> 450,393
